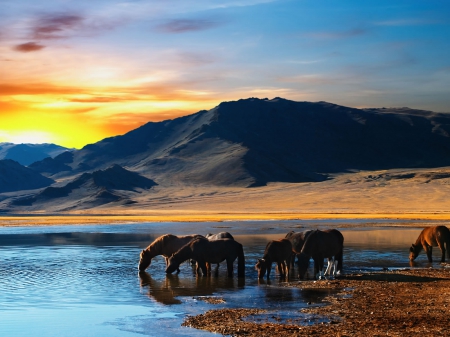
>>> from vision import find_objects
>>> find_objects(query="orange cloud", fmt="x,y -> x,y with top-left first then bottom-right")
14,42 -> 46,52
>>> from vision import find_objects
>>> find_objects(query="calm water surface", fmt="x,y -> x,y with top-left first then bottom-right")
1,220 -> 448,336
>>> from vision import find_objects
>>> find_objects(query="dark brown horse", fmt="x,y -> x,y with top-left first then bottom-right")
297,229 -> 344,280
285,230 -> 313,266
166,238 -> 245,278
409,226 -> 450,262
204,232 -> 235,271
255,239 -> 292,280
138,234 -> 203,272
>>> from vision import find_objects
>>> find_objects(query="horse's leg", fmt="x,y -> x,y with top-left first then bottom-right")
286,254 -> 291,279
266,261 -> 272,280
198,261 -> 208,276
317,258 -> 325,280
438,240 -> 446,262
425,245 -> 433,262
278,262 -> 285,279
313,258 -> 320,279
166,256 -> 180,273
324,258 -> 333,276
226,259 -> 234,278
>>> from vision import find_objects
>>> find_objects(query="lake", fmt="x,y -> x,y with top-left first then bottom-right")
0,220 -> 446,336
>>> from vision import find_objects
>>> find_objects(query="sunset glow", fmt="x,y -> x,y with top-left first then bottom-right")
1,1 -> 449,148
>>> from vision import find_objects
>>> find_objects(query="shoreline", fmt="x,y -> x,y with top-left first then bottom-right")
183,268 -> 450,336
1,212 -> 450,227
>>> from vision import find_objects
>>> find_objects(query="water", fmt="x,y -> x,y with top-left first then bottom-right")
0,221 -> 448,336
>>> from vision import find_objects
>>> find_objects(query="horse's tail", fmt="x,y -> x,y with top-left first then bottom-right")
237,243 -> 245,278
445,227 -> 450,259
335,247 -> 343,272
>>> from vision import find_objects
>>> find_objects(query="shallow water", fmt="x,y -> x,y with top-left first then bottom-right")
1,221 -> 448,336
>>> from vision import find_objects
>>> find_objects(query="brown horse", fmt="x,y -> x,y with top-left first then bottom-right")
285,230 -> 313,266
297,229 -> 344,280
138,234 -> 203,272
255,239 -> 292,280
409,226 -> 450,262
166,238 -> 245,278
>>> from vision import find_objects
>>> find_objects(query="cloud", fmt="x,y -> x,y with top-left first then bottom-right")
375,18 -> 439,27
32,13 -> 84,40
14,41 -> 45,52
156,18 -> 222,33
304,27 -> 368,40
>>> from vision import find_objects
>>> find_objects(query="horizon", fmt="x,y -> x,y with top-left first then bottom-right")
1,0 -> 449,149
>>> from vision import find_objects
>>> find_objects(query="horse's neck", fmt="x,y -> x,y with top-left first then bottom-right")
302,231 -> 323,256
173,244 -> 193,263
414,234 -> 424,246
147,241 -> 162,257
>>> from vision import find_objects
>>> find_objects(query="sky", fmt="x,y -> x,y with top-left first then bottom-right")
1,0 -> 450,148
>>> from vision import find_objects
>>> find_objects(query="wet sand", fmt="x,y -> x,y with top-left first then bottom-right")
183,268 -> 450,336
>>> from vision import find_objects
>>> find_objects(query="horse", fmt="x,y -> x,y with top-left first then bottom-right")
204,232 -> 235,272
297,229 -> 344,280
138,234 -> 203,272
285,230 -> 313,266
409,226 -> 450,262
166,238 -> 245,278
255,239 -> 292,280
205,232 -> 234,240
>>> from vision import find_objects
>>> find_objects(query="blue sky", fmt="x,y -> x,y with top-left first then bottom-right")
1,0 -> 450,147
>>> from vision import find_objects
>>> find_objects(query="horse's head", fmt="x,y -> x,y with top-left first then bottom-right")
165,256 -> 179,274
409,244 -> 420,261
297,253 -> 310,279
138,249 -> 152,271
255,259 -> 267,278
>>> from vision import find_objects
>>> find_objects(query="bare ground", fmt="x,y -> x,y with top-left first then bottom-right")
182,268 -> 450,336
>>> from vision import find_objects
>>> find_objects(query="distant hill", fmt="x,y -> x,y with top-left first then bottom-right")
0,159 -> 54,193
30,97 -> 450,187
0,143 -> 71,166
12,164 -> 157,209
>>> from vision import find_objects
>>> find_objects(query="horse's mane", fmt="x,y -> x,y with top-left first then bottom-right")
145,234 -> 174,253
300,229 -> 320,255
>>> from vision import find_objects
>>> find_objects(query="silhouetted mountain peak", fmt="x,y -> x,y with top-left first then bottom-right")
0,159 -> 54,193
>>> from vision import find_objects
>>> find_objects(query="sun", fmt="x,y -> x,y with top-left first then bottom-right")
7,131 -> 55,145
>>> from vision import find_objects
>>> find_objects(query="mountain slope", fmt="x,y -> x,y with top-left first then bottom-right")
29,98 -> 450,187
0,159 -> 54,192
12,164 -> 157,209
0,143 -> 71,166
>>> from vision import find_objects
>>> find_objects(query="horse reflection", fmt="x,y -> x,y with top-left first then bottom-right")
138,272 -> 240,305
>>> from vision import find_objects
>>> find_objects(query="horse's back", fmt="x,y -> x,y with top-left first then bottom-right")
206,232 -> 234,240
285,230 -> 313,253
423,226 -> 450,245
264,239 -> 292,260
302,229 -> 343,257
192,238 -> 241,261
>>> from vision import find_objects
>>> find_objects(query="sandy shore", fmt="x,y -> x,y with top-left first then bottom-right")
2,211 -> 450,227
183,268 -> 450,336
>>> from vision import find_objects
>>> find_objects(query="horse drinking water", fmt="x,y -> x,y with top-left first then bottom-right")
255,239 -> 292,280
138,234 -> 203,272
297,229 -> 344,280
166,238 -> 245,278
409,226 -> 450,262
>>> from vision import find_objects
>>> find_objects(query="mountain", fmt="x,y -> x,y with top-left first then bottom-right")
0,159 -> 54,193
0,143 -> 71,166
12,164 -> 157,209
29,97 -> 450,187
